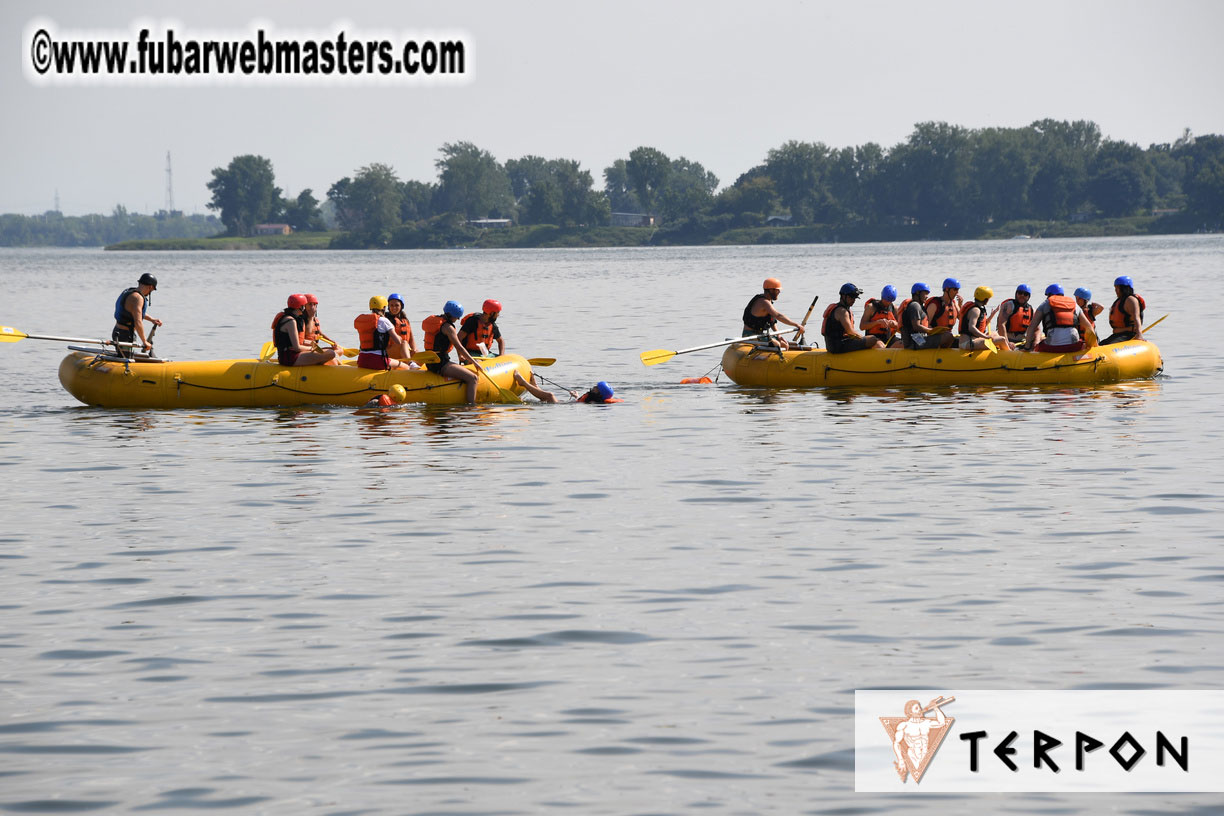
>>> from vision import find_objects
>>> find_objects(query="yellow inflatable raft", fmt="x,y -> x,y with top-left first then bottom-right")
58,351 -> 531,408
720,339 -> 1162,388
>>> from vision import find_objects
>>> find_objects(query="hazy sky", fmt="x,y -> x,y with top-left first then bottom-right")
3,0 -> 1222,216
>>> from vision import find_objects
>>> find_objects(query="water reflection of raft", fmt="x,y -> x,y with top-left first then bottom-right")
58,351 -> 531,408
720,339 -> 1162,388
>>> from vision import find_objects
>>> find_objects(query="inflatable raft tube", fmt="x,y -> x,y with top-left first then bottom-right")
720,339 -> 1162,388
58,351 -> 532,408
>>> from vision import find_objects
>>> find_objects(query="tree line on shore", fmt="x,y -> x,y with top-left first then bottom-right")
0,208 -> 221,248
4,119 -> 1222,248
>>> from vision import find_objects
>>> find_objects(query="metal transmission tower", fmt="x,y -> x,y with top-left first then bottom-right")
164,151 -> 175,214
54,189 -> 60,213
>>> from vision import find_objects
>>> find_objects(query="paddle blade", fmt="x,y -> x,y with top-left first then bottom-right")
984,338 -> 998,354
640,349 -> 676,366
526,358 -> 555,367
0,327 -> 27,343
411,351 -> 440,364
259,341 -> 276,361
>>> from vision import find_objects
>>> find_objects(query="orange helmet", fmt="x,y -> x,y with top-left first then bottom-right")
763,277 -> 782,290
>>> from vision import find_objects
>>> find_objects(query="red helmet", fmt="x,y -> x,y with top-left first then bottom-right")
287,293 -> 307,308
482,299 -> 503,315
304,293 -> 319,305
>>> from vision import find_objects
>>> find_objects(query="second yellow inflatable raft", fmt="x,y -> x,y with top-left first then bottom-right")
720,339 -> 1162,388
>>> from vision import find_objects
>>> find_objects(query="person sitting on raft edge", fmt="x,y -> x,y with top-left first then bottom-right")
957,286 -> 1010,350
1102,275 -> 1146,345
421,300 -> 480,404
996,284 -> 1034,349
1025,284 -> 1095,352
459,299 -> 506,357
743,277 -> 803,351
512,372 -> 623,404
899,283 -> 955,350
860,285 -> 902,348
273,294 -> 341,367
822,283 -> 884,353
355,295 -> 413,370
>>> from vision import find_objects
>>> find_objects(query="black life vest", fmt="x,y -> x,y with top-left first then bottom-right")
113,287 -> 147,327
742,293 -> 776,333
271,309 -> 304,353
422,314 -> 455,364
959,303 -> 989,336
821,303 -> 849,346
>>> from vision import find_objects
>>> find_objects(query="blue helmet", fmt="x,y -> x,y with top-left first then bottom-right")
1114,275 -> 1134,288
942,277 -> 961,290
443,300 -> 464,319
1074,287 -> 1092,301
839,282 -> 862,298
881,285 -> 898,302
388,293 -> 404,305
912,282 -> 930,295
594,382 -> 614,401
1045,284 -> 1064,296
1016,284 -> 1032,295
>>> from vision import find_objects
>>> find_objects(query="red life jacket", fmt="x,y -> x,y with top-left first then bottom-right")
421,314 -> 454,355
1001,299 -> 1033,333
927,296 -> 958,329
958,302 -> 989,335
1041,295 -> 1077,331
460,313 -> 496,353
354,312 -> 390,353
577,393 -> 624,404
862,299 -> 898,337
1109,294 -> 1146,330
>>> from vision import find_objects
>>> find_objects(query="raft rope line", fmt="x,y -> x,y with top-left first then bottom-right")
820,355 -> 1103,377
171,377 -> 462,397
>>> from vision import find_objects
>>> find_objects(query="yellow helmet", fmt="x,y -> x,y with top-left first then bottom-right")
369,295 -> 389,311
974,286 -> 993,302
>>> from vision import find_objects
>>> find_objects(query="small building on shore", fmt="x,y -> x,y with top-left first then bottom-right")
254,223 -> 291,235
611,212 -> 655,227
467,218 -> 512,229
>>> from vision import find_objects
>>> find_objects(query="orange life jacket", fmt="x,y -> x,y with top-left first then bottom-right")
460,313 -> 496,353
421,314 -> 454,355
577,393 -> 624,404
958,302 -> 989,335
389,313 -> 413,345
1109,294 -> 1146,330
927,296 -> 958,329
819,303 -> 846,336
1041,295 -> 1077,331
300,315 -> 320,345
354,312 -> 390,353
862,299 -> 898,337
1001,299 -> 1032,334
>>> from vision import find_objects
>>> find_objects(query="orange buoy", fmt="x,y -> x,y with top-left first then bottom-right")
680,377 -> 714,384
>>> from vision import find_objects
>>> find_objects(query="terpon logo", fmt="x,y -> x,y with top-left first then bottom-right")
878,695 -> 955,783
855,690 -> 1222,793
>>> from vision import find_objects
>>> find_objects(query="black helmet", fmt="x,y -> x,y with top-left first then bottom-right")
138,273 -> 158,289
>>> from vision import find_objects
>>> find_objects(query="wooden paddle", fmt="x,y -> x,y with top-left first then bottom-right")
1143,313 -> 1168,333
640,329 -> 789,366
793,295 -> 819,341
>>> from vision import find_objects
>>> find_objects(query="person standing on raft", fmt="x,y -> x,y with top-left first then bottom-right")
1025,284 -> 1095,352
354,295 -> 412,370
743,277 -> 803,351
822,283 -> 884,353
458,299 -> 505,357
421,301 -> 480,404
112,273 -> 162,357
1101,276 -> 1146,345
273,294 -> 341,366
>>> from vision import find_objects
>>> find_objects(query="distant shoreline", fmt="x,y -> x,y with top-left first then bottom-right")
101,215 -> 1204,251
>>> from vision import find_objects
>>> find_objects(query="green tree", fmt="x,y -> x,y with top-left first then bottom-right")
206,154 -> 282,236
657,157 -> 718,223
764,141 -> 832,224
524,179 -> 562,225
603,159 -> 642,212
433,142 -> 514,220
283,189 -> 325,232
399,180 -> 436,222
971,128 -> 1037,222
329,163 -> 404,245
1088,140 -> 1155,217
712,175 -> 780,220
625,147 -> 671,216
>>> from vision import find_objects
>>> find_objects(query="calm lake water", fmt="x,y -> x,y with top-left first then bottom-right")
1,236 -> 1222,814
